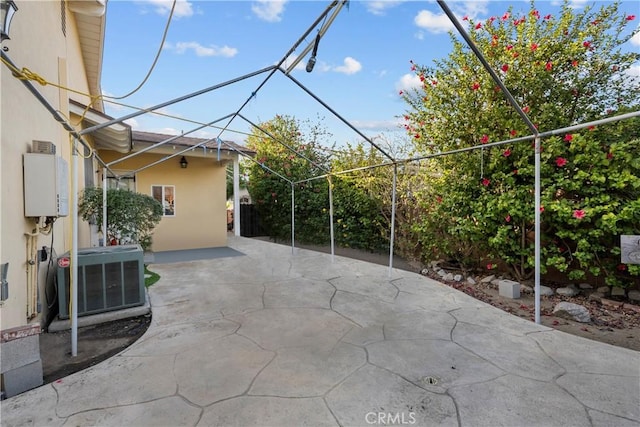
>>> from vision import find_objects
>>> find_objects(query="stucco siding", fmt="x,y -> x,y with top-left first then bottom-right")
0,1 -> 96,330
99,151 -> 228,252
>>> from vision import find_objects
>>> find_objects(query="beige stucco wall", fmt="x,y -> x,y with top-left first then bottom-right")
1,1 -> 95,330
98,151 -> 229,252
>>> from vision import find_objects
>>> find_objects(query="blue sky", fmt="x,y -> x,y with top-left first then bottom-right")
101,0 -> 639,147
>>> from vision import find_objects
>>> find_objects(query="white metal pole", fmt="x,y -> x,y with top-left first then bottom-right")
71,139 -> 79,356
389,164 -> 398,278
534,136 -> 541,324
233,157 -> 241,237
328,176 -> 335,262
102,171 -> 107,246
291,184 -> 295,254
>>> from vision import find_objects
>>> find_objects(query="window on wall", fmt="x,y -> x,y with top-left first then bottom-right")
106,171 -> 136,191
152,185 -> 175,217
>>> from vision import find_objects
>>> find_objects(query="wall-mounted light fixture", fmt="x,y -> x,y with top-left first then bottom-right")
0,0 -> 18,43
179,156 -> 188,169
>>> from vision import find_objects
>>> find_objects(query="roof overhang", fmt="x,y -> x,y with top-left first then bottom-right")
70,100 -> 132,153
69,0 -> 107,107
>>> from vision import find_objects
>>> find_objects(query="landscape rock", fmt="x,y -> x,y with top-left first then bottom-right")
444,273 -> 454,281
480,275 -> 495,284
539,285 -> 554,296
437,269 -> 447,278
466,277 -> 477,285
420,268 -> 429,276
611,287 -> 626,297
628,290 -> 640,302
490,279 -> 501,287
556,286 -> 580,297
453,274 -> 463,282
596,286 -> 610,295
588,292 -> 604,303
520,284 -> 533,294
578,283 -> 593,290
553,302 -> 591,323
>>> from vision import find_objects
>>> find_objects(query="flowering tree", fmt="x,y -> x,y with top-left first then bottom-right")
403,1 -> 639,285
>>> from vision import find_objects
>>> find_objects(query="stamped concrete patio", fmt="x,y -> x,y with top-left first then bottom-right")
2,236 -> 639,426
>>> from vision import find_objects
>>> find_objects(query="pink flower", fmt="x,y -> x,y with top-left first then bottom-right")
414,133 -> 420,139
506,44 -> 514,51
564,134 -> 573,142
555,157 -> 567,167
410,64 -> 416,71
462,15 -> 469,21
481,178 -> 491,187
513,169 -> 519,175
480,134 -> 489,144
571,60 -> 579,67
475,22 -> 482,29
523,106 -> 530,113
530,10 -> 540,19
626,15 -> 636,21
540,205 -> 545,213
501,12 -> 510,21
583,41 -> 591,48
431,80 -> 438,86
572,209 -> 586,219
501,64 -> 509,72
617,264 -> 627,271
503,148 -> 512,157
505,215 -> 512,222
588,126 -> 595,131
545,61 -> 553,71
606,152 -> 613,160
510,129 -> 517,137
472,82 -> 480,90
487,263 -> 494,270
544,14 -> 552,20
530,43 -> 538,51
399,90 -> 403,95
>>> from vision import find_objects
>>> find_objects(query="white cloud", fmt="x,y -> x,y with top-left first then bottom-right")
414,1 -> 489,34
395,73 -> 422,92
351,119 -> 402,131
414,10 -> 455,34
252,0 -> 287,23
281,53 -> 307,72
166,41 -> 238,57
551,0 -> 589,9
631,30 -> 640,47
333,57 -> 362,75
626,63 -> 640,82
365,1 -> 404,16
142,0 -> 194,18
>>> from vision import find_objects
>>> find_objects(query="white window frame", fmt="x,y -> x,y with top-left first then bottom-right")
151,185 -> 176,217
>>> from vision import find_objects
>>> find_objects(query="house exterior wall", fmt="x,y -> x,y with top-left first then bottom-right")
98,151 -> 228,252
1,1 -> 94,331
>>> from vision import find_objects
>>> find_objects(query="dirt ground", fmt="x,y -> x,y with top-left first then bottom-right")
39,242 -> 639,386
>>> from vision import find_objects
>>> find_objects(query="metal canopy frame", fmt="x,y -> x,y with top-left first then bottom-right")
3,0 -> 638,358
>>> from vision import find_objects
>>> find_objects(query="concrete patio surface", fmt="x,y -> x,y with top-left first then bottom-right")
2,236 -> 639,426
